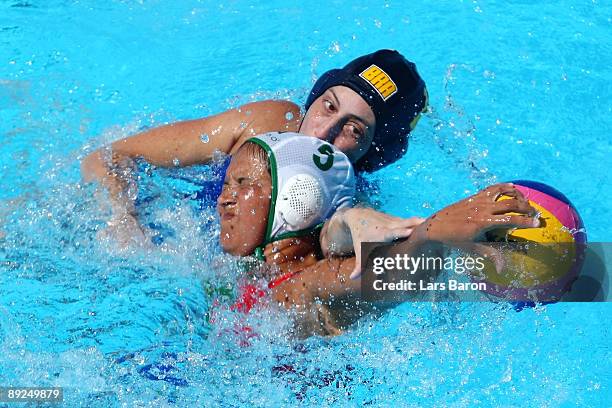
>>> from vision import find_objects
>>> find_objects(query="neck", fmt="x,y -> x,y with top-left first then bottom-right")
262,235 -> 319,275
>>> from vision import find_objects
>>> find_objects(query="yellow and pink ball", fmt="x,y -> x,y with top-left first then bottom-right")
475,180 -> 587,303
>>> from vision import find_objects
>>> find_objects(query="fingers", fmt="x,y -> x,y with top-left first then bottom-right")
507,214 -> 540,228
483,183 -> 527,202
453,242 -> 506,274
471,243 -> 506,274
376,217 -> 424,241
482,183 -> 512,199
497,186 -> 526,201
350,264 -> 362,280
399,216 -> 426,228
350,225 -> 419,280
383,227 -> 415,242
491,198 -> 536,215
485,214 -> 540,229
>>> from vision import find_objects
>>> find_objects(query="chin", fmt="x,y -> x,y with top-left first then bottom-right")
219,227 -> 264,257
220,238 -> 236,255
220,239 -> 255,257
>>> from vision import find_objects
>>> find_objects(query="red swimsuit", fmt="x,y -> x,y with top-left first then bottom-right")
209,269 -> 303,347
230,269 -> 302,314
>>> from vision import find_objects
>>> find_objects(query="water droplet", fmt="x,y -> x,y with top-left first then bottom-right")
200,133 -> 210,143
328,41 -> 341,54
285,111 -> 294,121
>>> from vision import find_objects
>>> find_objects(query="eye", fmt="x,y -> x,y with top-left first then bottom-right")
323,99 -> 337,113
345,123 -> 364,139
238,177 -> 254,186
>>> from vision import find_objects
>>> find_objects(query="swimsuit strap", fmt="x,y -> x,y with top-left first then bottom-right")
229,268 -> 305,314
267,268 -> 303,289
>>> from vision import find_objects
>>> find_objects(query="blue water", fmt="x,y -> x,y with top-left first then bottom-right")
1,0 -> 611,406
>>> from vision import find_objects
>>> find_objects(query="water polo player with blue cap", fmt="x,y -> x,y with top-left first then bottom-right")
81,50 -> 427,251
302,49 -> 427,172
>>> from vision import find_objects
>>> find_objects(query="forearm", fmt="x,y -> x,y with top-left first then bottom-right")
325,222 -> 443,295
320,207 -> 426,260
373,225 -> 445,286
81,148 -> 139,217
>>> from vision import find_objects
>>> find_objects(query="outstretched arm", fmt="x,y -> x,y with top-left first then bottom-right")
273,183 -> 540,335
81,100 -> 301,242
81,100 -> 300,178
319,183 -> 539,279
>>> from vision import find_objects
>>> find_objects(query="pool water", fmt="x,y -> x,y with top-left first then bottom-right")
1,0 -> 610,406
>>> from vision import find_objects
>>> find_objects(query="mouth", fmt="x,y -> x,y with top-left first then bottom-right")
220,211 -> 236,221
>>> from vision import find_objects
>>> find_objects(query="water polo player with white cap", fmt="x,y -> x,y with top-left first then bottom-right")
217,132 -> 355,260
217,135 -> 539,336
216,132 -> 356,318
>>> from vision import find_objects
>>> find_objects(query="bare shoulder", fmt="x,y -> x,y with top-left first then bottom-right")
275,257 -> 359,301
230,100 -> 302,153
241,99 -> 302,120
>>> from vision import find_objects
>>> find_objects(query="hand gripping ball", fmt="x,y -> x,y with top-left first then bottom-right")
474,180 -> 587,303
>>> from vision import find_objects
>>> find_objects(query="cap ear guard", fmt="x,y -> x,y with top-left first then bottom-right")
276,174 -> 324,231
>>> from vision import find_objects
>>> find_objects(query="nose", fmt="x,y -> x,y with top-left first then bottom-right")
217,186 -> 237,209
313,119 -> 342,142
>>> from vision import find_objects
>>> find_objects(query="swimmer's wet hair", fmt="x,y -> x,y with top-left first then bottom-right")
238,141 -> 270,170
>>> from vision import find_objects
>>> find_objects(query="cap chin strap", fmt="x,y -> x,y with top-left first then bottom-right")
254,173 -> 325,262
254,246 -> 265,261
253,223 -> 325,262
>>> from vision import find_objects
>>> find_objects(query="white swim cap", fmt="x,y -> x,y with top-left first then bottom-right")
246,132 -> 356,246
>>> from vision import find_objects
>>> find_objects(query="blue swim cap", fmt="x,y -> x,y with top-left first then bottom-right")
305,49 -> 428,172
